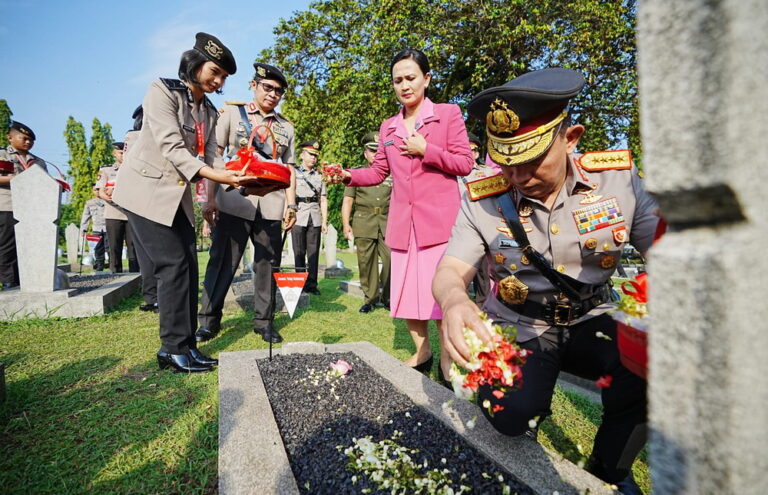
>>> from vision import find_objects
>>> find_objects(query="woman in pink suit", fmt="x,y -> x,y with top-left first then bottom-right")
337,49 -> 474,373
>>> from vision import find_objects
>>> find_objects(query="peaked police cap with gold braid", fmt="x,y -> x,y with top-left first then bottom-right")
467,68 -> 585,166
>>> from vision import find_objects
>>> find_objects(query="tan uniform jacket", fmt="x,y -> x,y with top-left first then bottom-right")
123,130 -> 140,158
80,198 -> 106,232
213,103 -> 295,221
95,166 -> 128,221
294,166 -> 326,227
113,78 -> 224,226
0,146 -> 47,212
344,174 -> 391,238
445,154 -> 659,342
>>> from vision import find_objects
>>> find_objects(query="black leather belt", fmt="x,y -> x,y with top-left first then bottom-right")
297,196 -> 318,203
497,283 -> 614,326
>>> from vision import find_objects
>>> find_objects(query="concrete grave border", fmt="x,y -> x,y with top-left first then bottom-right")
218,341 -> 614,495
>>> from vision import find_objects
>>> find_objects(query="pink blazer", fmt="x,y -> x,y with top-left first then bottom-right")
348,98 -> 473,250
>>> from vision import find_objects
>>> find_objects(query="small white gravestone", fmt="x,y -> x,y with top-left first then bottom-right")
285,231 -> 295,265
11,165 -> 62,292
324,224 -> 337,268
65,224 -> 80,267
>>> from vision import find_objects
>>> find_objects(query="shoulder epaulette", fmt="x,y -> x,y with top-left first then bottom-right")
159,78 -> 186,91
576,150 -> 632,172
224,100 -> 247,106
275,111 -> 293,125
465,173 -> 510,201
203,97 -> 217,112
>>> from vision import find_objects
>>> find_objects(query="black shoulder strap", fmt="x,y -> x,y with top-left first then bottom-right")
236,105 -> 253,138
160,78 -> 186,91
497,191 -> 585,303
296,167 -> 320,196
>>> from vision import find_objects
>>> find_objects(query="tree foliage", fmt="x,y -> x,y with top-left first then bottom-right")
90,118 -> 115,172
63,117 -> 115,217
0,100 -> 12,148
260,0 -> 638,235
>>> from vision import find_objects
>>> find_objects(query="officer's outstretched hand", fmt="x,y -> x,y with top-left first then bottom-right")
325,169 -> 351,185
202,200 -> 219,227
343,224 -> 353,240
283,209 -> 296,231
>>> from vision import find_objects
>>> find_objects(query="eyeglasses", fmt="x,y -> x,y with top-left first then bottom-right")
257,81 -> 285,96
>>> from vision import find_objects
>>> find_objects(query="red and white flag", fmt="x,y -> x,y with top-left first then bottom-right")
273,272 -> 308,318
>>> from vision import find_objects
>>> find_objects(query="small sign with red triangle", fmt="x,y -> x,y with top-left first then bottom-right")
274,272 -> 308,318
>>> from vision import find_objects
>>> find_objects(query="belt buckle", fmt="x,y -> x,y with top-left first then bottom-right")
373,206 -> 382,215
553,301 -> 573,326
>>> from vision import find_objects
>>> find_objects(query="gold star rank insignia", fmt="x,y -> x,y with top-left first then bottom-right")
494,253 -> 506,264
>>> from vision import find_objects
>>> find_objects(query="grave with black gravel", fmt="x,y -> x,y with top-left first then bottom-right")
258,352 -> 535,494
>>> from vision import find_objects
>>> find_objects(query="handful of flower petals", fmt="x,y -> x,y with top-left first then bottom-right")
321,162 -> 344,183
449,314 -> 528,416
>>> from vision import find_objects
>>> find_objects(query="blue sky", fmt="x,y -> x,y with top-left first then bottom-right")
0,0 -> 313,176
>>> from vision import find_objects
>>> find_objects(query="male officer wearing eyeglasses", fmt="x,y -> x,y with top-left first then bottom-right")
433,68 -> 658,494
198,62 -> 298,344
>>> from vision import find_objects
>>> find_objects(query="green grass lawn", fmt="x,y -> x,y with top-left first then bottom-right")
1,250 -> 649,494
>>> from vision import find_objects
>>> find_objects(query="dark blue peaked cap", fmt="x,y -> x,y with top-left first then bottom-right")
467,68 -> 585,122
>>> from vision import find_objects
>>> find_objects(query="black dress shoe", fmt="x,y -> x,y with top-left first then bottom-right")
157,351 -> 212,373
255,324 -> 283,343
306,287 -> 321,295
614,473 -> 643,495
139,302 -> 158,312
195,325 -> 219,342
359,303 -> 373,313
188,348 -> 218,366
411,355 -> 434,373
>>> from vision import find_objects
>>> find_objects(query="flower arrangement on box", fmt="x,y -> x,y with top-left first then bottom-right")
611,272 -> 649,378
448,313 -> 528,417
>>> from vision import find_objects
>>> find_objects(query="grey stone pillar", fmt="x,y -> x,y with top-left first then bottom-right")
638,1 -> 768,494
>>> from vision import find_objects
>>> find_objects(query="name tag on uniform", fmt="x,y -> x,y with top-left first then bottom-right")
384,140 -> 394,146
498,238 -> 519,248
182,124 -> 195,133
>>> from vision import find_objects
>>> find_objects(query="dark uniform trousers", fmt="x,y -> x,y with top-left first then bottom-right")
92,231 -> 107,271
292,217 -> 322,292
126,208 -> 198,355
0,211 -> 18,285
199,210 -> 282,331
355,231 -> 390,305
106,219 -> 139,273
129,222 -> 157,305
478,313 -> 647,482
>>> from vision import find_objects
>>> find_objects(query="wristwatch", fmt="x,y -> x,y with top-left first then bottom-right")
287,204 -> 298,211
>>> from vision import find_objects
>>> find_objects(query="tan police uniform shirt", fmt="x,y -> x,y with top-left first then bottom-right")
213,102 -> 295,221
113,78 -> 224,227
0,146 -> 47,212
294,166 -> 326,227
343,174 -> 391,238
80,198 -> 106,232
95,165 -> 128,221
123,130 -> 140,159
445,154 -> 659,342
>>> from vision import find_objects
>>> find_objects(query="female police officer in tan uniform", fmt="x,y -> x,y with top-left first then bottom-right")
113,33 -> 245,373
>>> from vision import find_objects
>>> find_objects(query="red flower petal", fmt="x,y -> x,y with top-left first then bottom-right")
492,390 -> 505,399
492,404 -> 505,412
596,375 -> 613,388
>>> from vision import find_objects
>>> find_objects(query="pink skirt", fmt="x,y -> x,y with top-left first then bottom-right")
389,225 -> 445,320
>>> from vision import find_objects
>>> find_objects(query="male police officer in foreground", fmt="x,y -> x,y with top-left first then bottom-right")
0,121 -> 47,288
198,62 -> 297,344
433,69 -> 657,494
342,132 -> 391,313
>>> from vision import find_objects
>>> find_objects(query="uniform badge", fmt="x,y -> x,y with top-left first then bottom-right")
204,40 -> 223,59
248,102 -> 258,112
257,66 -> 267,77
496,226 -> 515,239
600,255 -> 617,269
508,263 -> 517,270
520,254 -> 531,265
384,140 -> 394,146
182,124 -> 195,133
494,253 -> 506,264
578,184 -> 603,204
520,217 -> 534,233
518,204 -> 533,217
612,225 -> 628,244
498,275 -> 529,305
498,238 -> 519,249
584,237 -> 598,249
572,197 -> 624,235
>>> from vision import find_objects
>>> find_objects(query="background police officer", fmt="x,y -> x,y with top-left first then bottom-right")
80,184 -> 107,271
292,140 -> 327,296
198,62 -> 297,344
433,69 -> 657,495
341,131 -> 391,313
0,121 -> 47,288
96,142 -> 139,273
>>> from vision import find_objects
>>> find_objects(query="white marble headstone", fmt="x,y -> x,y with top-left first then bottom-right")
11,165 -> 62,292
324,224 -> 337,268
65,224 -> 80,267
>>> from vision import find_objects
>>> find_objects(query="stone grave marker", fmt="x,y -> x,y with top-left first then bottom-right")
11,165 -> 61,292
639,1 -> 768,493
65,224 -> 80,269
323,224 -> 351,278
